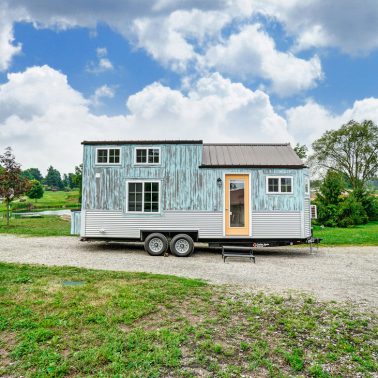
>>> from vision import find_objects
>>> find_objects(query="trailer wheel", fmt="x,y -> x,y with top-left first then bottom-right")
144,233 -> 168,256
170,234 -> 194,257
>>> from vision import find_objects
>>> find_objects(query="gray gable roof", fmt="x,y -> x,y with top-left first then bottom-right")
201,143 -> 305,168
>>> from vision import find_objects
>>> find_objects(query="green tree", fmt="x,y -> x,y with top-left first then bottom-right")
310,120 -> 378,191
0,147 -> 30,225
27,180 -> 44,202
21,168 -> 43,182
44,166 -> 64,190
316,171 -> 345,206
337,195 -> 368,227
293,143 -> 308,159
315,171 -> 345,227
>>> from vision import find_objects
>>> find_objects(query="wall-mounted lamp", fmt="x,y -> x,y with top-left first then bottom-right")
217,177 -> 222,188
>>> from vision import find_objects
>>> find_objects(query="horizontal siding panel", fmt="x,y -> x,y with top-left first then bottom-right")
251,212 -> 302,238
85,210 -> 223,238
304,199 -> 311,237
85,210 -> 305,240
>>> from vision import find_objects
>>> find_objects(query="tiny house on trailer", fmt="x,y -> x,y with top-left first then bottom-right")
72,140 -> 312,256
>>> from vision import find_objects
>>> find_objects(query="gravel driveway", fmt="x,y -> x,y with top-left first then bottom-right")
0,235 -> 377,309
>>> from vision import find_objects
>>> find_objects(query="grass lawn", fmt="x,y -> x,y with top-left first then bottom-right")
0,263 -> 377,377
0,190 -> 80,213
312,221 -> 378,246
0,216 -> 71,237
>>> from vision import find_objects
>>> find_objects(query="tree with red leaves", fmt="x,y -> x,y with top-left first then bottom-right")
0,147 -> 30,225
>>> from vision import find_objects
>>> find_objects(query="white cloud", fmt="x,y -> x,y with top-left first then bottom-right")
0,6 -> 22,71
91,84 -> 115,105
96,47 -> 107,57
0,66 -> 292,173
1,65 -> 377,175
286,98 -> 378,147
0,0 -> 327,96
86,46 -> 113,73
252,0 -> 378,55
1,0 -> 378,82
204,24 -> 323,96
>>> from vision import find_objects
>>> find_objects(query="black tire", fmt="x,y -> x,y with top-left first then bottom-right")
170,234 -> 194,257
144,233 -> 168,256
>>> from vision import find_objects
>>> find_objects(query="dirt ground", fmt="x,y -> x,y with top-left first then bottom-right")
0,235 -> 377,310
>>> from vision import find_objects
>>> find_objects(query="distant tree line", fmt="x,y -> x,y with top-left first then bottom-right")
293,120 -> 378,227
20,164 -> 82,192
1,147 -> 82,223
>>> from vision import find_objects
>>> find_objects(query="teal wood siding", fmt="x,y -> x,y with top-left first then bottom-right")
82,144 -> 306,212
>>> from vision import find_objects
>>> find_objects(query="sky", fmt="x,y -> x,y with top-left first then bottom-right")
1,0 -> 378,174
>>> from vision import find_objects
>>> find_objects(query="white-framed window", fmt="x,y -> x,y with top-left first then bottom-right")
126,180 -> 160,213
96,148 -> 121,165
305,178 -> 310,195
134,147 -> 160,165
266,176 -> 293,194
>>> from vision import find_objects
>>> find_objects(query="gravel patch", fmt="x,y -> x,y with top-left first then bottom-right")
0,235 -> 377,309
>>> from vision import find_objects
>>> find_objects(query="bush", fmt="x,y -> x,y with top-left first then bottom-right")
316,203 -> 339,227
360,193 -> 378,221
337,196 -> 368,227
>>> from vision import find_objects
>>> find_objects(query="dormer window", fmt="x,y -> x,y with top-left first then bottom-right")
96,148 -> 121,164
135,147 -> 160,165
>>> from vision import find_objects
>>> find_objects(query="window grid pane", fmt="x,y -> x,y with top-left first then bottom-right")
97,149 -> 108,163
148,148 -> 160,164
136,149 -> 147,163
268,178 -> 279,192
281,178 -> 292,193
143,182 -> 159,213
128,182 -> 159,213
109,149 -> 120,164
128,183 -> 143,212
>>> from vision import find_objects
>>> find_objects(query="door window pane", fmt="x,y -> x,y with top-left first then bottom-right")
230,180 -> 245,227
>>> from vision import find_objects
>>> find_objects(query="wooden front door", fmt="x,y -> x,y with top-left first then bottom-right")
225,174 -> 250,236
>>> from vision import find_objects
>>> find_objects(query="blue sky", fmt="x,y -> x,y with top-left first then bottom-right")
1,0 -> 378,172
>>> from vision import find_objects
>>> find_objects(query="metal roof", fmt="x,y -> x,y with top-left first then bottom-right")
201,143 -> 305,168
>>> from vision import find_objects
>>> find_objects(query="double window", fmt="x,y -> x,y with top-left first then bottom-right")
135,147 -> 160,165
127,181 -> 160,213
96,148 -> 121,164
266,176 -> 293,194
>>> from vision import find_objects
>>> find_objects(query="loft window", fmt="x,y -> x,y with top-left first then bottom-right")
96,148 -> 120,164
135,147 -> 160,165
267,176 -> 293,194
127,181 -> 160,213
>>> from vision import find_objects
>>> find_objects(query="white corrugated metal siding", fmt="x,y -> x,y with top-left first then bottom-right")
85,210 -> 305,240
251,212 -> 302,238
304,198 -> 311,237
84,210 -> 223,239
